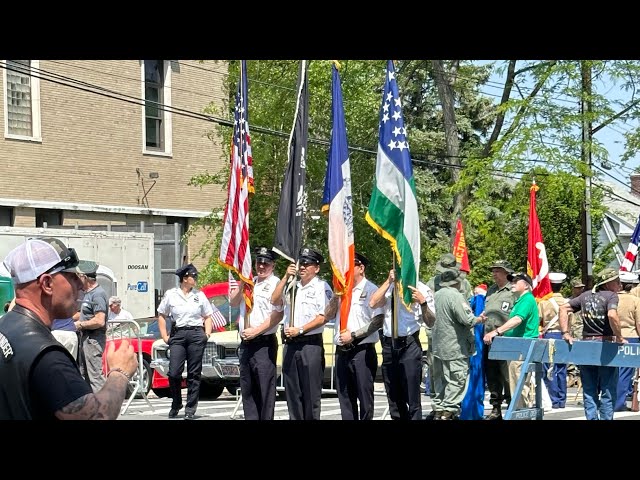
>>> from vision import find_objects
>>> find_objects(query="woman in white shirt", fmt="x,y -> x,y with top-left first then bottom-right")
157,263 -> 216,420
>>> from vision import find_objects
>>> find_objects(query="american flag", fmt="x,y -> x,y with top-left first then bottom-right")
621,215 -> 640,271
211,307 -> 228,331
218,60 -> 254,312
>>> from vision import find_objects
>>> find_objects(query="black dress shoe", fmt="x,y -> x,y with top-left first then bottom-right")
184,412 -> 196,420
168,404 -> 183,419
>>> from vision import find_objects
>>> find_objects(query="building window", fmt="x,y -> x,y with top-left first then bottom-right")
35,209 -> 62,228
0,207 -> 13,226
141,60 -> 172,156
3,60 -> 41,141
165,216 -> 188,236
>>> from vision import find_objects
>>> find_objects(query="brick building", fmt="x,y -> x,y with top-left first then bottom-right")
0,59 -> 229,271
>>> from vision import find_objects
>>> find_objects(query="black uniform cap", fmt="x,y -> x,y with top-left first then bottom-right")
175,263 -> 198,278
298,247 -> 324,265
255,246 -> 278,263
354,252 -> 370,268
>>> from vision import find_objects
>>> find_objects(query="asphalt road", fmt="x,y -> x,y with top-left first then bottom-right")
117,383 -> 640,420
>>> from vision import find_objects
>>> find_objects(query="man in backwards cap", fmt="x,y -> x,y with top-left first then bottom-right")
0,237 -> 137,419
559,267 -> 626,420
271,247 -> 333,420
230,246 -> 284,420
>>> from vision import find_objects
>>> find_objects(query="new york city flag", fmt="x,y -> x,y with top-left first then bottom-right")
322,63 -> 354,331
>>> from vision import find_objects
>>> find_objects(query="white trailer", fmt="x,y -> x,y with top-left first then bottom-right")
0,226 -> 155,319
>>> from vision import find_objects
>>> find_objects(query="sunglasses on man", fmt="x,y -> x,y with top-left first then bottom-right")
38,248 -> 80,279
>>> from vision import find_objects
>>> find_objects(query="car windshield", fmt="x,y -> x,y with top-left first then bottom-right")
209,294 -> 240,331
107,318 -> 160,339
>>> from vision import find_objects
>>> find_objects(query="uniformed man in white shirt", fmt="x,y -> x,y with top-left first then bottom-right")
157,264 -> 216,420
325,252 -> 383,420
271,247 -> 333,420
230,247 -> 284,420
369,267 -> 435,420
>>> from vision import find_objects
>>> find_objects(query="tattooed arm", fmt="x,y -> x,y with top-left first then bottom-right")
56,374 -> 130,420
56,339 -> 138,420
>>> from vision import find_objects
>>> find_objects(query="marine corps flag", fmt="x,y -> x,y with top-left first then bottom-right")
452,218 -> 470,273
527,181 -> 552,300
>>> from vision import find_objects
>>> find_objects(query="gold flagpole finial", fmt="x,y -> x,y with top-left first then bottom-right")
332,60 -> 341,70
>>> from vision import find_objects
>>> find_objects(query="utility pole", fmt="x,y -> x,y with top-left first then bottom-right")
581,61 -> 594,289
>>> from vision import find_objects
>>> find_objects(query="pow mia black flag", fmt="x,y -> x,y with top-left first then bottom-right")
273,60 -> 309,263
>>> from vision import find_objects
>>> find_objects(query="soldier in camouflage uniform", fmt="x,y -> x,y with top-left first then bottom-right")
424,253 -> 471,420
482,260 -> 516,420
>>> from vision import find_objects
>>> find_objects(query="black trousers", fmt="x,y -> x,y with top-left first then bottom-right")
483,344 -> 510,408
336,342 -> 378,420
239,334 -> 278,420
167,328 -> 207,413
282,334 -> 324,420
381,334 -> 423,420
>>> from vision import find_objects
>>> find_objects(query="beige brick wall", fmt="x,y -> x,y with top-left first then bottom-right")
0,60 -> 228,212
13,207 -> 36,227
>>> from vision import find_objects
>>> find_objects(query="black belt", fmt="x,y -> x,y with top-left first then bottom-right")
242,333 -> 276,344
175,326 -> 202,331
382,331 -> 420,347
336,342 -> 373,353
286,333 -> 322,344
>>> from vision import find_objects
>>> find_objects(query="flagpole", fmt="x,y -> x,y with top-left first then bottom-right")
392,253 -> 399,341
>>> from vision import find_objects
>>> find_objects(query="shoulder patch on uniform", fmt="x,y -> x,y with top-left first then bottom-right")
463,304 -> 472,313
326,289 -> 332,300
0,332 -> 14,360
501,301 -> 510,312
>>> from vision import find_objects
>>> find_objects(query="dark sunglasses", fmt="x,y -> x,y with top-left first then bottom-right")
39,248 -> 79,279
184,272 -> 199,278
299,261 -> 318,267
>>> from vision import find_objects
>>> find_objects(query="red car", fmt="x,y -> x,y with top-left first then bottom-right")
104,316 -> 166,398
106,281 -> 240,398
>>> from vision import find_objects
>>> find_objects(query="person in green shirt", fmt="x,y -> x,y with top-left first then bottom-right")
483,272 -> 539,410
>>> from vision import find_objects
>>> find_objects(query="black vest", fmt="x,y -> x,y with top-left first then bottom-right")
0,305 -> 76,420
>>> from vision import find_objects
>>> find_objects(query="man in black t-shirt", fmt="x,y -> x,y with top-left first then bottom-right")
0,237 -> 137,420
559,267 -> 626,420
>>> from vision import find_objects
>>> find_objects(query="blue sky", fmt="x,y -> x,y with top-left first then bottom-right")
479,60 -> 639,191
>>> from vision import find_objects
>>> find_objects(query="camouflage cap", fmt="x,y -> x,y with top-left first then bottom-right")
439,267 -> 462,286
489,259 -> 514,274
594,267 -> 619,288
570,277 -> 585,288
436,253 -> 459,273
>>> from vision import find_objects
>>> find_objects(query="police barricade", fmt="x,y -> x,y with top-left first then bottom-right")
489,336 -> 640,420
106,319 -> 154,416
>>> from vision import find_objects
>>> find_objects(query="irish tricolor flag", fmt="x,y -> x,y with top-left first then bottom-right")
366,60 -> 420,309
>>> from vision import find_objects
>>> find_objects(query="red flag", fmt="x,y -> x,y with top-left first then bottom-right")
527,182 -> 552,300
452,218 -> 470,273
218,60 -> 253,312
